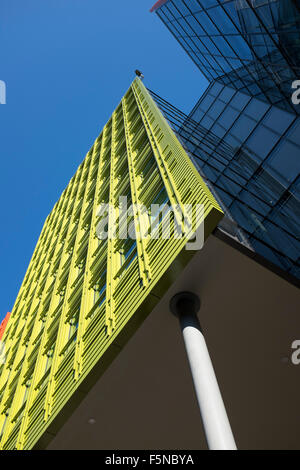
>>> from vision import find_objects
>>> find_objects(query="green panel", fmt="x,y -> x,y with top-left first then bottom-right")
0,78 -> 223,450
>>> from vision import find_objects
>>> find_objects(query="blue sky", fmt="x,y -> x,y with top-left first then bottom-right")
0,0 -> 208,322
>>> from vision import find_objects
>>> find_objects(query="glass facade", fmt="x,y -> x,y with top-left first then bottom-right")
155,0 -> 300,112
152,0 -> 300,281
151,86 -> 300,279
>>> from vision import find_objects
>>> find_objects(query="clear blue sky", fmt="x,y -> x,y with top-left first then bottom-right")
0,0 -> 208,322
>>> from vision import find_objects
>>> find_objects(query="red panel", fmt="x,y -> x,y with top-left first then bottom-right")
0,313 -> 10,341
150,0 -> 169,13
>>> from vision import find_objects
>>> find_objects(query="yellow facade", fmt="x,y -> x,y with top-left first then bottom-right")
0,79 -> 223,450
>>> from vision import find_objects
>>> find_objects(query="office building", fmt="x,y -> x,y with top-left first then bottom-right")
0,79 -> 222,450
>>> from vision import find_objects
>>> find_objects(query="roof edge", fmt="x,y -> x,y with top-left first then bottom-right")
0,312 -> 11,341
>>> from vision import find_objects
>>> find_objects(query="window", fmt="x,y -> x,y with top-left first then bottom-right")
246,125 -> 280,160
262,107 -> 295,134
268,140 -> 300,183
230,114 -> 257,142
230,91 -> 251,110
244,98 -> 269,120
94,270 -> 106,307
218,106 -> 240,128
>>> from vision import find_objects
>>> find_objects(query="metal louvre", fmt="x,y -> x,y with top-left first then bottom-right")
0,78 -> 223,450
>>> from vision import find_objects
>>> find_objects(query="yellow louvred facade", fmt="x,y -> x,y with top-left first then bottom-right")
0,79 -> 223,450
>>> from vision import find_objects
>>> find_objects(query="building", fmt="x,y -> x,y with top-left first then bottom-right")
0,79 -> 223,450
1,81 -> 300,452
1,1 -> 300,451
0,314 -> 10,342
151,0 -> 300,282
151,0 -> 300,112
